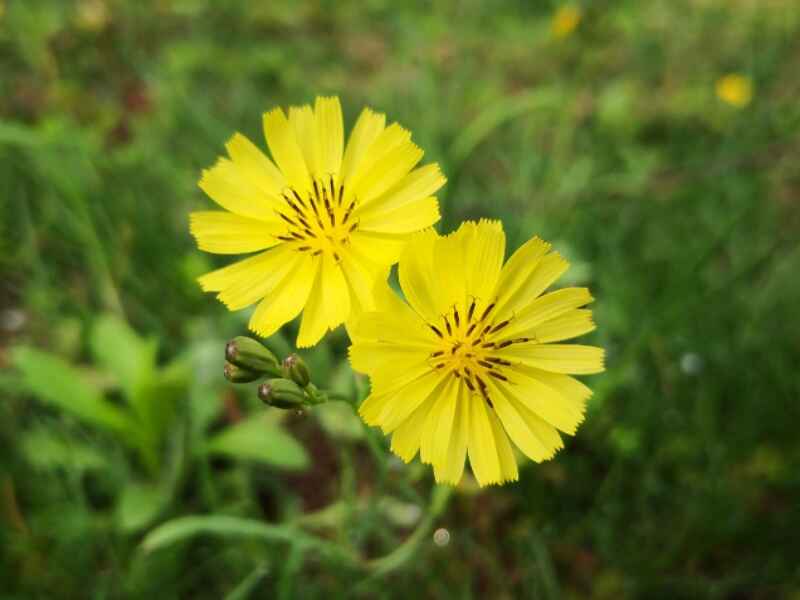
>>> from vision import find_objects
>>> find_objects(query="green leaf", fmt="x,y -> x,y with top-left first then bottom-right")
205,415 -> 309,470
140,515 -> 355,566
10,346 -> 132,436
315,402 -> 363,441
141,515 -> 295,553
89,314 -> 157,401
224,564 -> 270,600
118,481 -> 170,533
20,427 -> 109,472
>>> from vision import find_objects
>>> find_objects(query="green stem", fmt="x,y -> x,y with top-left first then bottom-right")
362,484 -> 454,580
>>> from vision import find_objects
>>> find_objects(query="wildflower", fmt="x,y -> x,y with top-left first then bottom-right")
191,97 -> 445,347
552,4 -> 582,38
349,221 -> 604,486
716,74 -> 753,108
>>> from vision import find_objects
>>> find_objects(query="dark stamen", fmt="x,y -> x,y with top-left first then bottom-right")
466,323 -> 477,336
488,371 -> 508,381
297,246 -> 310,251
277,235 -> 294,242
487,357 -> 512,366
465,378 -> 476,391
479,302 -> 496,322
431,350 -> 444,358
278,212 -> 296,226
291,188 -> 306,206
467,299 -> 476,322
444,316 -> 452,336
290,232 -> 305,241
429,324 -> 443,338
495,340 -> 513,349
490,319 -> 511,334
478,360 -> 494,369
453,306 -> 460,327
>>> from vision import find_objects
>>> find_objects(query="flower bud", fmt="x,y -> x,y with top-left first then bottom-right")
225,336 -> 281,377
283,353 -> 310,387
257,378 -> 307,409
223,361 -> 261,383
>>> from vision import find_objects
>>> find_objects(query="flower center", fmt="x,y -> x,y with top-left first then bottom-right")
274,174 -> 358,261
427,299 -> 534,406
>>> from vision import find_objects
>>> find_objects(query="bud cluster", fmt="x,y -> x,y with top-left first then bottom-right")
223,336 -> 327,410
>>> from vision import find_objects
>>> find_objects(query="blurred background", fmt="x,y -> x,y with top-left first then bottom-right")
2,0 -> 799,598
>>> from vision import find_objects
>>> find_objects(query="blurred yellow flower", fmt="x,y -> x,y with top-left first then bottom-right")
552,5 -> 582,38
349,221 -> 604,487
716,74 -> 753,108
191,97 -> 445,347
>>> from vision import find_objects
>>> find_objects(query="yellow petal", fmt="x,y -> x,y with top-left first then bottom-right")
391,396 -> 435,462
420,377 -> 457,464
501,287 -> 593,339
356,164 -> 446,216
198,158 -> 278,222
488,378 -> 565,461
353,132 -> 423,204
434,224 -> 469,310
462,220 -> 506,307
492,237 -> 558,318
514,366 -> 592,419
295,258 -> 325,347
315,96 -> 344,177
197,250 -> 272,292
432,382 -> 470,484
289,104 -> 319,177
189,211 -> 282,254
528,309 -> 596,343
358,358 -> 433,395
348,341 -> 428,377
498,344 -> 605,375
341,108 -> 386,182
398,229 -> 444,321
350,231 -> 408,268
487,407 -> 519,483
358,367 -> 441,429
380,369 -> 449,433
358,197 -> 440,234
496,252 -> 568,320
248,252 -> 315,338
345,123 -> 411,200
216,247 -> 297,310
262,107 -> 312,194
224,133 -> 286,203
296,254 -> 351,347
466,394 -> 503,486
337,246 -> 383,315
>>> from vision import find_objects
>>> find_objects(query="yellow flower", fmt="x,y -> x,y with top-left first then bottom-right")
191,97 -> 445,347
716,74 -> 753,108
349,221 -> 604,487
552,5 -> 582,38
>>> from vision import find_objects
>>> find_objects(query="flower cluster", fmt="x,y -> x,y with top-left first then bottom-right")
191,96 -> 604,487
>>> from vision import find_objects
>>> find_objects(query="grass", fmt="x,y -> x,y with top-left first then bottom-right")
2,0 -> 800,598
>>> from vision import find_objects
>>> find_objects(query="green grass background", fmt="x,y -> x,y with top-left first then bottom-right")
2,0 -> 800,598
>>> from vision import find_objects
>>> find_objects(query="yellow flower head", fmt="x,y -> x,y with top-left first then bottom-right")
349,221 -> 604,487
191,97 -> 446,347
552,4 -> 582,38
716,74 -> 753,108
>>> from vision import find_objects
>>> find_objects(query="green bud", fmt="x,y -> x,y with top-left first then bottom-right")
258,378 -> 307,409
283,353 -> 310,387
223,361 -> 261,383
225,336 -> 281,376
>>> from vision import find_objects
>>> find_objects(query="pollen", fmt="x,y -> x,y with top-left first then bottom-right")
429,298 -> 533,405
275,174 -> 358,260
